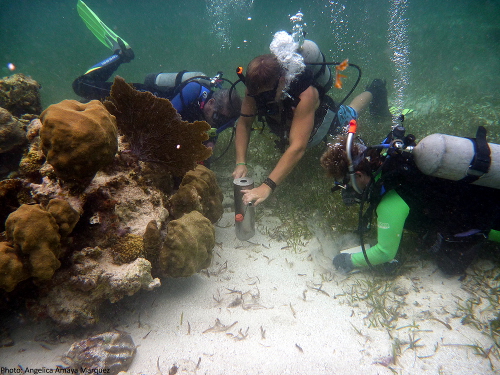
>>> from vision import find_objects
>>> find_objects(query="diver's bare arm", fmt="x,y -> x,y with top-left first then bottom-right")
267,87 -> 318,185
233,94 -> 255,178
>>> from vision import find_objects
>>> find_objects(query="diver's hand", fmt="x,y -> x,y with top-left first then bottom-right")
333,253 -> 354,273
232,164 -> 248,179
241,184 -> 272,206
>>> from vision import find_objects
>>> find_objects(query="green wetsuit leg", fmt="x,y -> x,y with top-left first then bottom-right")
351,189 -> 410,268
488,229 -> 500,242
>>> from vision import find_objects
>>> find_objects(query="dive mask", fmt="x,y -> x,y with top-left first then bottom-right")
248,79 -> 280,117
331,177 -> 363,206
212,111 -> 233,128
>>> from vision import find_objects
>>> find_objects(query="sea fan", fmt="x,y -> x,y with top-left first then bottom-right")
103,76 -> 212,177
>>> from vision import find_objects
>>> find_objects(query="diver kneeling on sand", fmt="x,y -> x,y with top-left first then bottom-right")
321,123 -> 500,276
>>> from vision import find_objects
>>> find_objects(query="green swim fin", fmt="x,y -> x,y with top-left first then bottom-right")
77,0 -> 130,51
389,106 -> 414,116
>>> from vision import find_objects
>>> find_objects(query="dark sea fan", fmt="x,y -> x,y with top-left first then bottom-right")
104,76 -> 212,177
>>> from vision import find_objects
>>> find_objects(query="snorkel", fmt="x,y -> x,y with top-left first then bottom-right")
346,119 -> 363,194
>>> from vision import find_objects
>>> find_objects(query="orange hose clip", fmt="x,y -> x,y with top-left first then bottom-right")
348,119 -> 357,134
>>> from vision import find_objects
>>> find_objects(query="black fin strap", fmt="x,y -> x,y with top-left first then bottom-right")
459,126 -> 491,183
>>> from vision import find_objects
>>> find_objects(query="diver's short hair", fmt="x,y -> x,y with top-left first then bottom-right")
245,54 -> 283,96
213,88 -> 242,118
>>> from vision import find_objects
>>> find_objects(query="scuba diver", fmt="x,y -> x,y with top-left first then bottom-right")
321,125 -> 500,276
72,0 -> 241,167
232,31 -> 392,206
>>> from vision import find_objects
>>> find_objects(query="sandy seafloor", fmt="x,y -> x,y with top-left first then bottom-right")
1,211 -> 499,375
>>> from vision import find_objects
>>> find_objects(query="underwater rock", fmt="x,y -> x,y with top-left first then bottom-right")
0,241 -> 30,293
0,107 -> 26,154
40,99 -> 118,185
0,107 -> 28,179
5,203 -> 62,280
103,76 -> 212,177
167,164 -> 223,223
18,119 -> 45,180
62,331 -> 136,375
80,166 -> 169,249
159,210 -> 215,278
39,248 -> 160,326
0,73 -> 42,117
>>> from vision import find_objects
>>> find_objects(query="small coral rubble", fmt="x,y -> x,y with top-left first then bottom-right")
40,99 -> 118,185
103,76 -> 212,177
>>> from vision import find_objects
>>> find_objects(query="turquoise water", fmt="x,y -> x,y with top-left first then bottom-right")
1,2 -> 500,371
2,0 -> 499,116
1,0 -> 499,221
2,0 -> 498,226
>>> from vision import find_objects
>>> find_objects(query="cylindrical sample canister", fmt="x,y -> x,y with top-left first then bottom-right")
233,177 -> 255,241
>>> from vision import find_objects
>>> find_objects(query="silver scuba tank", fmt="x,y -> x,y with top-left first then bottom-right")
154,71 -> 211,90
299,40 -> 332,93
413,133 -> 500,189
233,177 -> 255,241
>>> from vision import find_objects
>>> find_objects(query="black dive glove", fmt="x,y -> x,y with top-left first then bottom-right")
333,253 -> 354,273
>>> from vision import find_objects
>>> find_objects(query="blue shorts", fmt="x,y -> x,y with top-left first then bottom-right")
337,105 -> 358,128
308,105 -> 358,148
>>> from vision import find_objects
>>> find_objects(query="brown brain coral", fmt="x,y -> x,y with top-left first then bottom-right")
167,164 -> 223,223
5,204 -> 61,280
40,99 -> 118,185
159,210 -> 215,278
47,198 -> 80,237
0,242 -> 29,292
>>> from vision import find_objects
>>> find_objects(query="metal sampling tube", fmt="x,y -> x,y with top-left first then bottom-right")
233,177 -> 255,241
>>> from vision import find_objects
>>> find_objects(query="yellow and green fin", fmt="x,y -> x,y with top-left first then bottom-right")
389,106 -> 414,116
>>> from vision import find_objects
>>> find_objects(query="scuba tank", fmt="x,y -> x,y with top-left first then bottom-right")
413,128 -> 500,190
299,40 -> 333,93
153,71 -> 210,91
143,71 -> 211,97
